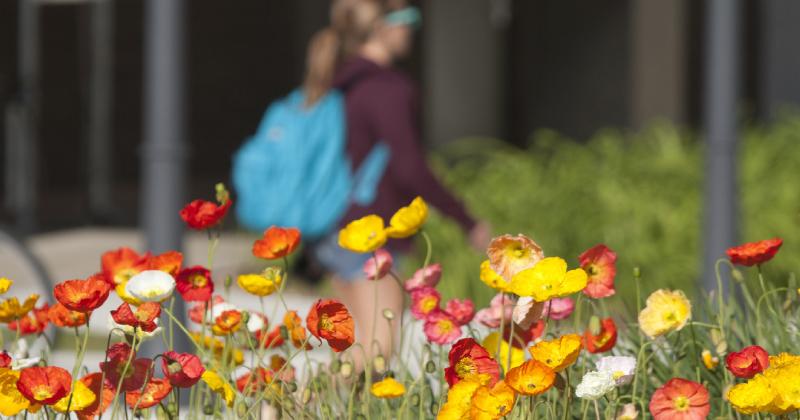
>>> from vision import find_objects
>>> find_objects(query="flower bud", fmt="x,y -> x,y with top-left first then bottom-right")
632,267 -> 641,278
731,268 -> 745,283
302,387 -> 312,404
224,275 -> 233,289
382,308 -> 395,321
373,355 -> 386,374
203,405 -> 215,416
340,361 -> 353,378
410,393 -> 420,406
279,325 -> 289,340
285,381 -> 298,393
330,359 -> 341,373
236,402 -> 248,418
425,360 -> 436,373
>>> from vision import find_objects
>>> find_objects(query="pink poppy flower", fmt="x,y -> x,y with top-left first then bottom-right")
475,293 -> 515,328
444,299 -> 474,326
579,244 -> 617,299
423,310 -> 462,345
410,286 -> 441,320
541,297 -> 575,320
363,248 -> 393,281
404,263 -> 442,291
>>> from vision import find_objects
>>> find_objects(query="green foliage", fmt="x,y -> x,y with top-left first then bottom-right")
420,117 -> 800,309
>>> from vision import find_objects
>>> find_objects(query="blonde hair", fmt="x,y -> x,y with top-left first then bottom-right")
303,0 -> 394,106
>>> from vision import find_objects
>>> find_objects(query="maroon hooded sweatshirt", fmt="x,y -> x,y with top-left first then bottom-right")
332,56 -> 475,247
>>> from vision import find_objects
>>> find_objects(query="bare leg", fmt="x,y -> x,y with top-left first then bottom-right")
332,274 -> 403,372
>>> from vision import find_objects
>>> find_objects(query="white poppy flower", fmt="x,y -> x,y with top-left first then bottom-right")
616,403 -> 639,419
596,356 -> 637,386
575,370 -> 615,400
109,314 -> 162,342
12,357 -> 41,370
246,312 -> 266,334
125,270 -> 176,302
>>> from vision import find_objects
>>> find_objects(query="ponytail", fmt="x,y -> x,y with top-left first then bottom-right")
303,27 -> 341,107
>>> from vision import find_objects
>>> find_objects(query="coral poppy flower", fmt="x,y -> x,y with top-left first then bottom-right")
444,338 -> 500,386
101,247 -> 148,286
475,293 -> 515,329
100,354 -> 153,392
487,234 -> 544,281
212,309 -> 243,335
542,297 -> 575,320
16,366 -> 72,405
175,266 -> 214,302
482,332 -> 525,374
404,263 -> 442,291
124,270 -> 176,303
649,378 -> 710,420
179,198 -> 232,230
338,215 -> 387,253
269,355 -> 296,382
371,377 -> 406,398
410,286 -> 441,320
505,359 -> 556,396
306,299 -> 355,352
237,267 -> 282,297
236,367 -> 274,395
0,294 -> 40,322
125,377 -> 172,409
638,289 -> 691,339
509,257 -> 588,302
8,303 -> 49,335
423,310 -> 462,345
48,302 -> 88,328
579,244 -> 617,298
470,380 -> 516,420
529,334 -> 583,372
202,371 -> 235,407
386,196 -> 428,238
253,226 -> 301,259
284,311 -> 311,349
54,276 -> 111,313
0,368 -> 31,416
76,372 -> 114,420
726,345 -> 770,379
726,237 -> 783,267
444,299 -> 475,326
583,317 -> 618,353
110,302 -> 161,332
363,248 -> 393,280
256,325 -> 285,349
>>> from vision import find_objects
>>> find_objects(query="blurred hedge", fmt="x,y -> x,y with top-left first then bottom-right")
417,117 -> 800,310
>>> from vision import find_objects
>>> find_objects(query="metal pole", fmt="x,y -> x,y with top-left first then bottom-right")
88,0 -> 115,220
702,0 -> 740,293
141,0 -> 189,352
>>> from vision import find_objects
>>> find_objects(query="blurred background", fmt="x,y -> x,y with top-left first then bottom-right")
1,0 -> 799,311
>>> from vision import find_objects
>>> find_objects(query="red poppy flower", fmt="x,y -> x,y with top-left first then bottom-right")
725,345 -> 769,379
125,377 -> 172,409
236,367 -> 274,395
306,299 -> 355,352
106,342 -> 134,361
100,355 -> 153,392
0,351 -> 11,368
579,244 -> 617,299
649,378 -> 710,420
48,302 -> 88,328
726,238 -> 783,267
444,338 -> 500,387
16,366 -> 72,405
583,317 -> 618,353
76,372 -> 115,420
257,325 -> 285,349
110,302 -> 161,332
175,266 -> 214,302
54,276 -> 111,313
8,303 -> 50,335
101,247 -> 149,286
252,226 -> 301,260
161,351 -> 205,388
179,198 -> 232,230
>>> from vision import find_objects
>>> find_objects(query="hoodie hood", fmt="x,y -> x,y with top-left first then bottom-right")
332,56 -> 383,91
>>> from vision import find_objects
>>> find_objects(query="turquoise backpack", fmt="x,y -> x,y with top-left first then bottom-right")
232,89 -> 389,239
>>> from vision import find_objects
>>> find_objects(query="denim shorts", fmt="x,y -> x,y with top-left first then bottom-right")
311,233 -> 399,282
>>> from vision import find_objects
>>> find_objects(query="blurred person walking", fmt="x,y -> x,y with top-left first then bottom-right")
303,0 -> 489,367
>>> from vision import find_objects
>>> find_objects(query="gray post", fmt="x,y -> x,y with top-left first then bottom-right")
87,0 -> 115,220
702,0 -> 740,293
141,0 -> 189,352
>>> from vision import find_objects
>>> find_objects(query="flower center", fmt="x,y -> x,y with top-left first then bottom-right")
612,370 -> 625,380
437,319 -> 453,333
673,396 -> 690,411
587,265 -> 599,276
454,357 -> 476,378
115,269 -> 137,285
319,314 -> 334,332
33,386 -> 54,401
191,274 -> 207,288
420,297 -> 437,313
663,311 -> 677,322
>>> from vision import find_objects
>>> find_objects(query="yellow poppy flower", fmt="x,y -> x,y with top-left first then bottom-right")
386,196 -> 428,238
202,370 -> 235,407
52,381 -> 96,413
762,356 -> 800,414
637,289 -> 691,339
437,377 -> 486,420
505,359 -> 556,396
481,332 -> 524,374
115,281 -> 142,306
479,261 -> 510,292
701,350 -> 719,370
237,267 -> 282,297
370,377 -> 406,399
727,375 -> 775,415
529,334 -> 583,372
508,257 -> 587,301
470,380 -> 516,420
0,368 -> 30,416
338,215 -> 388,253
0,294 -> 39,323
0,277 -> 12,295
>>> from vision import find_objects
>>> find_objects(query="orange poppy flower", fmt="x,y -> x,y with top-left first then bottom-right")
284,311 -> 311,350
649,378 -> 710,420
110,302 -> 161,332
75,372 -> 114,420
54,276 -> 111,313
8,303 -> 49,336
726,238 -> 783,267
212,310 -> 243,335
125,377 -> 172,409
470,380 -> 517,419
48,302 -> 88,328
252,226 -> 301,260
583,317 -> 618,354
505,359 -> 556,396
16,366 -> 73,405
256,325 -> 285,349
306,299 -> 355,353
145,250 -> 183,277
161,351 -> 205,388
101,247 -> 148,286
579,244 -> 617,299
179,197 -> 232,230
529,334 -> 583,372
236,367 -> 275,396
175,266 -> 214,302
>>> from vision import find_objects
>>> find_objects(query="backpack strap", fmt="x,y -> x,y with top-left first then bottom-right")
351,142 -> 390,206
